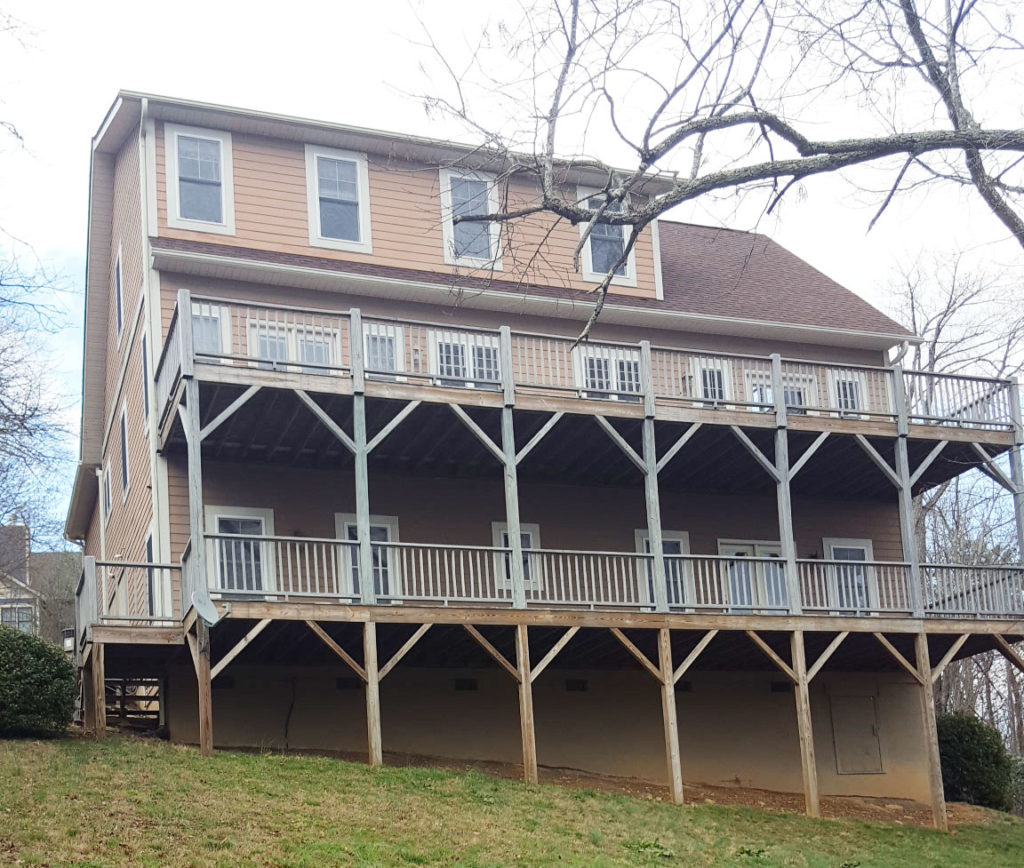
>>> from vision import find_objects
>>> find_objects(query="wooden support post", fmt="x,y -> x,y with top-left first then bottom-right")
916,631 -> 948,831
893,365 -> 925,617
91,643 -> 106,738
771,355 -> 801,614
364,621 -> 383,766
639,342 -> 669,612
515,624 -> 538,784
195,620 -> 213,757
658,628 -> 684,804
501,406 -> 527,609
790,631 -> 819,818
1009,382 -> 1024,563
350,310 -> 375,605
182,377 -> 207,612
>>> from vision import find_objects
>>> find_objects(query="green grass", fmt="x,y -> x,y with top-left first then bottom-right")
1,737 -> 1022,867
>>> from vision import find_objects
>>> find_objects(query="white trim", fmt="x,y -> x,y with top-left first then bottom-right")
101,464 -> 112,526
491,521 -> 542,591
304,145 -> 372,254
204,505 -> 276,594
164,123 -> 236,235
572,344 -> 643,402
439,168 -> 502,269
822,537 -> 877,611
577,186 -> 637,287
651,219 -> 664,300
119,402 -> 130,502
140,332 -> 150,423
335,513 -> 401,597
114,243 -> 124,341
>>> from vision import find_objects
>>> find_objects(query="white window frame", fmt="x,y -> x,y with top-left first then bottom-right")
245,318 -> 342,375
572,345 -> 643,401
101,464 -> 112,526
826,370 -> 871,420
0,604 -> 35,634
716,539 -> 787,610
165,123 -> 236,235
822,537 -> 877,612
335,513 -> 401,598
743,369 -> 819,415
119,402 -> 130,501
190,301 -> 233,362
114,244 -> 124,341
691,358 -> 735,407
635,529 -> 692,607
577,186 -> 637,287
439,169 -> 502,269
304,145 -> 373,254
427,330 -> 502,389
141,333 -> 149,422
491,521 -> 542,591
204,506 -> 276,594
363,322 -> 406,381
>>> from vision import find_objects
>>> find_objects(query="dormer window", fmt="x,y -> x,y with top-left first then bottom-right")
305,146 -> 372,253
440,169 -> 501,268
578,187 -> 637,287
165,124 -> 235,235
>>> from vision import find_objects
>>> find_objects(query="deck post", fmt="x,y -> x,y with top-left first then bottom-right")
90,642 -> 106,738
892,364 -> 925,617
658,627 -> 684,804
640,342 -> 669,613
771,355 -> 802,615
1008,381 -> 1024,561
196,619 -> 214,757
515,624 -> 538,783
182,377 -> 208,614
349,310 -> 376,605
915,631 -> 949,830
500,327 -> 527,609
790,630 -> 819,817
364,621 -> 383,766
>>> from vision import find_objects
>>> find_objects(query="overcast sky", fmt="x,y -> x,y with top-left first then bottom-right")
1,0 -> 1020,526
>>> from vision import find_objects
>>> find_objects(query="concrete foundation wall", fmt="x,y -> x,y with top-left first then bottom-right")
166,663 -> 930,803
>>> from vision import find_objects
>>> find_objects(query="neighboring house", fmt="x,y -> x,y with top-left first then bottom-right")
0,524 -> 38,635
30,551 -> 83,644
66,93 -> 1024,829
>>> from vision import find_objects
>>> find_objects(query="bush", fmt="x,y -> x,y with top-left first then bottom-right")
0,626 -> 76,737
936,712 -> 1013,811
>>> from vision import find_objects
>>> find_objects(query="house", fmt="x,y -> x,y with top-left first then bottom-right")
0,524 -> 39,635
66,92 -> 1024,829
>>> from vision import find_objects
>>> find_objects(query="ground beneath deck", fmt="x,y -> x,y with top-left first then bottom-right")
318,747 -> 982,828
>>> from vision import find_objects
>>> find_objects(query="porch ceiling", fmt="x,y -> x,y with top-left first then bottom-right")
160,386 -> 1008,499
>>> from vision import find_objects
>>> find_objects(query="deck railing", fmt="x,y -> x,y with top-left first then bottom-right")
74,556 -> 180,644
156,292 -> 1017,432
190,534 -> 1024,618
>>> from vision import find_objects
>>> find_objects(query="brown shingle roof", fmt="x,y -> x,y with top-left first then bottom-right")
152,220 -> 911,339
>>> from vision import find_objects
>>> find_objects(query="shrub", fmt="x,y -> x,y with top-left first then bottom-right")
936,711 -> 1013,811
0,626 -> 76,737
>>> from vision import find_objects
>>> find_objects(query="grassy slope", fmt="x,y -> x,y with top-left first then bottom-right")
1,738 -> 1022,867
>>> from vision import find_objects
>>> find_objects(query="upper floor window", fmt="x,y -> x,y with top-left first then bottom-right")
141,334 -> 149,420
305,146 -> 372,253
440,169 -> 501,268
165,124 -> 235,235
114,247 -> 124,338
101,465 -> 112,523
578,187 -> 636,287
119,403 -> 130,498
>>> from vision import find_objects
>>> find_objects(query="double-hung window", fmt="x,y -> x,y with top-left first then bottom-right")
114,248 -> 124,339
165,124 -> 235,234
578,188 -> 637,286
101,465 -> 112,524
363,322 -> 405,380
247,319 -> 341,375
574,345 -> 642,401
744,370 -> 818,414
205,506 -> 275,594
827,370 -> 872,419
119,404 -> 129,498
690,357 -> 733,406
191,302 -> 233,360
141,334 -> 149,421
429,330 -> 501,389
1,605 -> 33,634
440,170 -> 501,268
305,146 -> 372,253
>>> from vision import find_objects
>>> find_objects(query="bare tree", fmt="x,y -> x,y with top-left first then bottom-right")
421,0 -> 1024,335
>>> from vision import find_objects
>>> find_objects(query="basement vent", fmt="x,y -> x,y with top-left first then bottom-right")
770,681 -> 792,693
565,679 -> 588,692
677,681 -> 693,693
213,676 -> 235,690
454,678 -> 479,692
336,677 -> 361,691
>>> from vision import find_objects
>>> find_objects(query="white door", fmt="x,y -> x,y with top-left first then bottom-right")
718,541 -> 786,610
637,531 -> 691,607
212,516 -> 269,592
336,514 -> 400,598
824,538 -> 875,611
